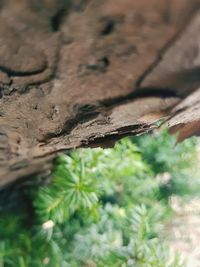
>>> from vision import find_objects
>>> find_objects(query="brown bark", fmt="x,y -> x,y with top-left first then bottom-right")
0,0 -> 200,185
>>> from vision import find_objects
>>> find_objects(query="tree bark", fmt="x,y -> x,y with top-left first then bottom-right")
0,0 -> 200,185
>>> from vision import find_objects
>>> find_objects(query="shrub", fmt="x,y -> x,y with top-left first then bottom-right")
0,130 -> 198,266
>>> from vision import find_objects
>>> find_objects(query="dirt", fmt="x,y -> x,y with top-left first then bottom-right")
167,197 -> 200,267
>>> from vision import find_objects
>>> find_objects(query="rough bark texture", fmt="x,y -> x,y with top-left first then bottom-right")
0,0 -> 200,185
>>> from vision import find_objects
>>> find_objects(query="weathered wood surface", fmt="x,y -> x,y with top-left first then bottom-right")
0,0 -> 200,185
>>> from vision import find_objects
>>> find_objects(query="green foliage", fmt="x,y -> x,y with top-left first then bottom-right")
132,129 -> 199,198
0,130 -> 198,266
34,156 -> 99,224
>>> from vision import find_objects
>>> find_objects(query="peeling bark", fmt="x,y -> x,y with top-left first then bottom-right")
0,0 -> 200,185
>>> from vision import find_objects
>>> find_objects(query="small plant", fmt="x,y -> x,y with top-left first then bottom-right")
0,130 -> 198,266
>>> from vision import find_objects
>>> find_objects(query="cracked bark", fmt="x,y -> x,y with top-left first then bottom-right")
0,0 -> 200,186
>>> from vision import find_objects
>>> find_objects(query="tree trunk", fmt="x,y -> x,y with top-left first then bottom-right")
0,0 -> 200,185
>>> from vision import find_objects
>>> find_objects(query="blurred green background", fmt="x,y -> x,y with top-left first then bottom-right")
0,130 -> 199,267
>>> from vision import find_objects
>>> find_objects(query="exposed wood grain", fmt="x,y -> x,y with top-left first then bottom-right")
0,0 -> 200,185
